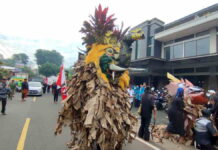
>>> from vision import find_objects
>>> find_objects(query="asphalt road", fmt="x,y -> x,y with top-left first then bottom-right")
0,93 -> 163,150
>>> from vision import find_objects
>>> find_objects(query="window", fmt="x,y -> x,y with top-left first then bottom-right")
147,36 -> 153,46
175,34 -> 194,43
196,30 -> 209,37
174,68 -> 194,74
197,37 -> 210,55
164,47 -> 170,60
147,47 -> 151,57
135,40 -> 138,59
164,40 -> 174,46
184,40 -> 196,57
173,44 -> 183,58
196,67 -> 209,72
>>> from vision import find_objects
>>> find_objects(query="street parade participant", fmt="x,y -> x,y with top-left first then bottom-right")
165,87 -> 186,143
210,94 -> 218,130
52,82 -> 60,103
55,4 -> 144,150
0,78 -> 10,115
194,109 -> 218,150
138,87 -> 156,141
9,80 -> 16,100
127,86 -> 134,109
21,78 -> 29,101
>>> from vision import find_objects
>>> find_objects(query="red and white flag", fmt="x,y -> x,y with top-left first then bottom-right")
56,64 -> 68,100
44,77 -> 48,84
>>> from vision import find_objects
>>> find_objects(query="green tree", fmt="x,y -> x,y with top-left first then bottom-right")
35,49 -> 63,66
22,66 -> 35,78
2,58 -> 15,66
12,53 -> 29,64
0,68 -> 10,79
38,62 -> 59,77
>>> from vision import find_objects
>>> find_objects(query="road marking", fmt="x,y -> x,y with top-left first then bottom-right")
33,97 -> 36,102
135,137 -> 161,150
16,118 -> 31,150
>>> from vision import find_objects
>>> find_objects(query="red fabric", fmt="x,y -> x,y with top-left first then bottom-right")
189,92 -> 208,105
56,65 -> 68,100
56,65 -> 63,87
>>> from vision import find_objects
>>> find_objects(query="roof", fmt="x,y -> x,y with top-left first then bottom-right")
164,3 -> 218,30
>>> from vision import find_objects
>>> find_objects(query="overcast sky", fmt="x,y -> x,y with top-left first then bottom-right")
0,0 -> 217,53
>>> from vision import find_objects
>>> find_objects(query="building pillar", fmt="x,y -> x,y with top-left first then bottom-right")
208,66 -> 217,90
210,28 -> 217,54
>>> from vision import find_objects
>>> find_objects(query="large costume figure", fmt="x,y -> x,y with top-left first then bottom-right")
55,5 -> 144,150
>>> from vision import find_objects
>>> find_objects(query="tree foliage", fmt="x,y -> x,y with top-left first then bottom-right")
0,68 -> 10,79
38,62 -> 59,77
2,58 -> 15,66
22,66 -> 35,78
12,53 -> 29,64
35,49 -> 63,66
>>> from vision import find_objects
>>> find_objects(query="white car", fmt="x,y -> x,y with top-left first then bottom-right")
28,82 -> 43,96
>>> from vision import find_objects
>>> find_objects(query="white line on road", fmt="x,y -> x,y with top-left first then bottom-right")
135,137 -> 161,150
33,97 -> 36,102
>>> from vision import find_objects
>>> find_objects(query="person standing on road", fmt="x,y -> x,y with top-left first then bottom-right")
47,83 -> 51,93
165,87 -> 185,143
134,85 -> 140,107
194,109 -> 218,150
0,78 -> 10,115
9,80 -> 16,100
127,86 -> 134,109
17,80 -> 22,92
138,87 -> 156,141
43,82 -> 47,94
21,79 -> 29,101
52,82 -> 59,103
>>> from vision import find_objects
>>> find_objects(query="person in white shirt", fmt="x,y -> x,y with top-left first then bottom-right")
127,86 -> 134,109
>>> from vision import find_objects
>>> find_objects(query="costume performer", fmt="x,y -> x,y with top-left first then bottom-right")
55,5 -> 144,150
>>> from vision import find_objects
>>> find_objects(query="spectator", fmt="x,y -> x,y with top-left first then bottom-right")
21,79 -> 29,101
9,80 -> 16,100
127,86 -> 134,109
47,83 -> 51,93
211,94 -> 218,130
0,78 -> 10,115
138,87 -> 156,141
194,109 -> 218,150
42,82 -> 47,94
134,85 -> 140,107
17,80 -> 22,92
52,82 -> 60,103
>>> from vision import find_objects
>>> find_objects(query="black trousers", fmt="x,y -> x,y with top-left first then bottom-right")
1,99 -> 7,113
47,86 -> 50,93
200,144 -> 217,150
138,117 -> 151,141
134,99 -> 140,108
54,94 -> 58,102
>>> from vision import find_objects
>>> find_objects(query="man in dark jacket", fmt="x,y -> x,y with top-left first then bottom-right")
138,87 -> 156,141
0,78 -> 10,115
195,109 -> 218,150
21,79 -> 29,101
52,82 -> 60,103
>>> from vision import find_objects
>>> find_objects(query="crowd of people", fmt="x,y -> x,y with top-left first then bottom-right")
0,77 -> 61,115
128,84 -> 218,150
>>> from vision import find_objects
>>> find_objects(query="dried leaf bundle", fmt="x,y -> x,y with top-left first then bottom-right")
55,61 -> 137,150
152,97 -> 206,145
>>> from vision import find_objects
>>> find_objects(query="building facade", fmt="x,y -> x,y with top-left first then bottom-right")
130,3 -> 218,90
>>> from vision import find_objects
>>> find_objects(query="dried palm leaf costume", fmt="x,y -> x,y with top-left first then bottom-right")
55,5 -> 144,150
